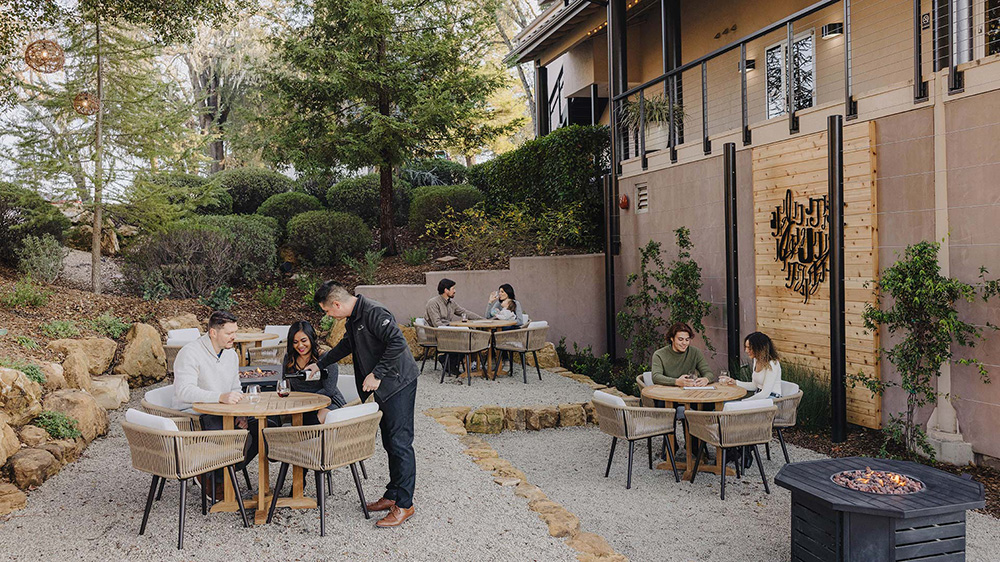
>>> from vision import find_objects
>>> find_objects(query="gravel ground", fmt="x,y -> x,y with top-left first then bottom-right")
59,248 -> 123,291
486,426 -> 1000,562
0,364 -> 582,561
415,361 -> 595,409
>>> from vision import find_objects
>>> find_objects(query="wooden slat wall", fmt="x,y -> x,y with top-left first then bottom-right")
752,122 -> 881,429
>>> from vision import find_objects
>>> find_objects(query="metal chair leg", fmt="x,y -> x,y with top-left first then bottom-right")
266,462 -> 290,524
227,465 -> 250,528
753,445 -> 770,494
719,448 -> 727,500
626,440 -> 635,489
520,353 -> 527,384
777,428 -> 790,464
139,475 -> 158,535
440,355 -> 449,384
201,474 -> 208,516
350,463 -> 370,519
690,443 -> 706,484
242,467 -> 252,490
647,437 -> 653,469
532,351 -> 542,380
315,470 -> 326,537
604,437 -> 617,477
155,477 -> 166,501
210,472 -> 216,507
466,355 -> 472,386
360,460 -> 368,480
664,435 -> 680,482
420,347 -> 428,373
177,478 -> 188,550
765,441 -> 771,460
327,470 -> 333,496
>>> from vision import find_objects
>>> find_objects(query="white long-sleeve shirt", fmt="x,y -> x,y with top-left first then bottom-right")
736,359 -> 782,400
172,335 -> 241,411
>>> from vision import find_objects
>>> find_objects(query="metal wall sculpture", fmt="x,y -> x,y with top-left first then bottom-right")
769,189 -> 830,303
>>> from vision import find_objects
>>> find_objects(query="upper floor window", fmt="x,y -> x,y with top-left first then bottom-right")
765,32 -> 815,120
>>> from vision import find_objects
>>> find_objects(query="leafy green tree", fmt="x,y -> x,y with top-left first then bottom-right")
265,0 -> 515,253
617,240 -> 671,371
665,227 -> 714,352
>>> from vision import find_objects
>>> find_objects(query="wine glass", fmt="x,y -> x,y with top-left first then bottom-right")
247,384 -> 261,404
461,312 -> 468,322
277,378 -> 290,398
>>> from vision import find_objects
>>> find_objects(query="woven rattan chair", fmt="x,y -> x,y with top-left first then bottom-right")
247,345 -> 283,365
592,390 -> 679,489
122,409 -> 250,549
772,381 -> 802,463
141,386 -> 202,431
264,404 -> 383,536
164,329 -> 200,373
414,318 -> 441,373
685,403 -> 777,500
492,322 -> 549,383
434,326 -> 491,386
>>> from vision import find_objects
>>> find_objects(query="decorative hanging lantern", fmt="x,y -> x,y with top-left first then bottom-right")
73,92 -> 100,115
24,39 -> 65,73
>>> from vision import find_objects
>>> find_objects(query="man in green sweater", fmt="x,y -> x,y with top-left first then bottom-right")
650,322 -> 715,386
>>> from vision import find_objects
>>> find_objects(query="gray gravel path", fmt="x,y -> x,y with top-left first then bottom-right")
486,425 -> 1000,562
415,362 -> 595,408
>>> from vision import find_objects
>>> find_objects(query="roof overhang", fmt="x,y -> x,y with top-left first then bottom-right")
505,0 -> 607,66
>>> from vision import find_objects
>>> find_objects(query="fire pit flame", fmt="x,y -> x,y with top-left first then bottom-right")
831,466 -> 924,495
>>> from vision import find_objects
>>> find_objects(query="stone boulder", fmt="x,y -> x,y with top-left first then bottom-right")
0,482 -> 27,516
399,325 -> 423,360
89,376 -> 130,410
0,368 -> 43,427
40,362 -> 67,392
0,421 -> 20,466
114,323 -> 166,385
583,401 -> 597,425
18,425 -> 48,447
10,449 -> 60,488
567,533 -> 617,558
465,406 -> 504,434
424,407 -> 471,423
503,407 -> 527,431
42,390 -> 108,443
159,313 -> 200,332
48,338 -> 117,376
52,439 -> 84,464
526,342 -> 560,369
326,319 -> 352,365
525,405 -> 560,431
61,351 -> 93,394
558,404 -> 586,427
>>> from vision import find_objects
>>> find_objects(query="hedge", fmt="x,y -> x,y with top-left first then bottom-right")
401,158 -> 467,187
187,214 -> 279,285
408,184 -> 484,230
0,182 -> 71,266
257,192 -> 323,239
326,174 -> 411,227
207,167 -> 294,214
287,210 -> 371,266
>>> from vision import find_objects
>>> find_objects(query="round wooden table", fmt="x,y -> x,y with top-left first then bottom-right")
193,391 -> 330,524
449,319 -> 519,378
233,332 -> 280,367
640,384 -> 748,480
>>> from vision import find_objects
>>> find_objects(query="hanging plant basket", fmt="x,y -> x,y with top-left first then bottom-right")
24,39 -> 65,73
73,92 -> 100,115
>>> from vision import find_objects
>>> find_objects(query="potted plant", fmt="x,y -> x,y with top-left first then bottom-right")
619,95 -> 684,150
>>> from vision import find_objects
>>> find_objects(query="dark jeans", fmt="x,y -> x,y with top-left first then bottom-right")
199,414 -> 259,483
376,379 -> 417,509
441,353 -> 465,374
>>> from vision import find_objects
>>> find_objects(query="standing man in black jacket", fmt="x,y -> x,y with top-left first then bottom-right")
306,281 -> 419,527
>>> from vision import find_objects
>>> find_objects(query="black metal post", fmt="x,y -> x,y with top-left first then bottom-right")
787,22 -> 800,134
740,43 -> 751,145
914,0 -> 929,101
701,61 -> 710,154
947,0 -> 964,93
535,62 -> 549,137
828,114 -> 847,443
668,75 -> 678,162
845,0 -> 858,118
639,90 -> 647,169
603,174 -> 617,359
723,142 -> 741,372
591,83 -> 600,125
603,0 -> 625,360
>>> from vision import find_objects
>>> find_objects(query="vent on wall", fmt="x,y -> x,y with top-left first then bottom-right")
636,184 -> 649,212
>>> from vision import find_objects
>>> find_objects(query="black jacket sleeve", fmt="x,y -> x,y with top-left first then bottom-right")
370,309 -> 408,380
317,333 -> 352,371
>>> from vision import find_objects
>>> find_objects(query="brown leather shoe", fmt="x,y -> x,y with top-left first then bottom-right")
375,504 -> 414,527
366,497 -> 396,512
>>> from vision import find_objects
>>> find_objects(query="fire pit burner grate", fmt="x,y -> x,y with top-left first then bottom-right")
831,467 -> 924,494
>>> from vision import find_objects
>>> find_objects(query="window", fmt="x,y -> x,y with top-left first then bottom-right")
765,32 -> 815,120
987,0 -> 1000,56
636,184 -> 649,213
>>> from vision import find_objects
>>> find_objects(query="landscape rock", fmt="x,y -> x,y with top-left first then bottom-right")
503,407 -> 527,431
117,224 -> 139,237
492,464 -> 527,482
398,325 -> 423,360
40,362 -> 67,392
463,446 -> 498,460
159,313 -> 200,332
514,482 -> 547,502
61,351 -> 93,394
0,368 -> 43,426
10,448 -> 60,488
493,476 -> 521,487
0,482 -> 27,515
542,508 -> 581,538
567,533 -> 617,557
526,342 -> 560,369
0,421 -> 20,465
558,404 -> 586,427
48,338 -> 117,376
89,376 -> 130,410
424,407 -> 471,423
114,323 -> 166,386
52,439 -> 84,464
465,405 -> 504,434
326,319 -> 352,365
473,457 -> 511,471
436,417 -> 467,435
42,390 -> 108,444
101,227 -> 120,256
18,425 -> 48,447
525,405 -> 560,431
583,401 -> 597,425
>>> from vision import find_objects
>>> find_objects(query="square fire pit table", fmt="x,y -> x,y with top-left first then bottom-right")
775,457 -> 984,562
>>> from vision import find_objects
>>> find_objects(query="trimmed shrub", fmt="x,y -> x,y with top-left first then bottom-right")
326,174 -> 411,227
401,158 -> 467,187
122,223 -> 235,298
199,285 -> 236,310
408,184 -> 484,230
207,167 -> 294,214
15,234 -> 68,283
190,215 -> 279,285
0,182 -> 70,266
295,171 -> 342,205
2,277 -> 53,308
287,210 -> 370,266
257,192 -> 323,239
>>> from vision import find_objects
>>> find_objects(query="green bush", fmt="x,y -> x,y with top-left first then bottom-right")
109,171 -> 231,235
257,192 -> 323,239
34,411 -> 81,439
326,174 -> 412,227
780,363 -> 831,432
199,285 -> 236,311
207,167 -> 294,214
255,283 -> 286,308
402,247 -> 430,265
467,125 -> 609,249
139,272 -> 171,302
15,234 -> 68,283
87,313 -> 131,339
15,335 -> 39,350
295,171 -> 342,204
122,223 -> 235,298
408,184 -> 483,230
40,320 -> 79,339
319,315 -> 335,332
295,272 -> 323,310
0,358 -> 45,385
344,249 -> 385,285
287,210 -> 371,266
190,215 -> 279,285
2,277 -> 53,308
401,158 -> 467,187
0,182 -> 70,266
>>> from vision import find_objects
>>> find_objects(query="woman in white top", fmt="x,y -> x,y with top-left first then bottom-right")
719,332 -> 782,400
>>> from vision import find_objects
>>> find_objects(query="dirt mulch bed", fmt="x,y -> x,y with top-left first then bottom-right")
784,426 -> 1000,519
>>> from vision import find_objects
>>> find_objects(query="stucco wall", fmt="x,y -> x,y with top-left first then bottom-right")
357,254 -> 607,354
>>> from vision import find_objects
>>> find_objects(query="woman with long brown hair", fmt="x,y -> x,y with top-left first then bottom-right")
719,331 -> 783,399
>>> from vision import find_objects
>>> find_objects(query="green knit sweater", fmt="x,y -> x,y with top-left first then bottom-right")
650,345 -> 715,386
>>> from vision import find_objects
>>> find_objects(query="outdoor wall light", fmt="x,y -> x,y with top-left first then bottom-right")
822,22 -> 844,38
738,59 -> 756,73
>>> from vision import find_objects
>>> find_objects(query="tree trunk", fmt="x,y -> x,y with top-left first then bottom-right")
91,18 -> 104,294
494,18 -> 535,133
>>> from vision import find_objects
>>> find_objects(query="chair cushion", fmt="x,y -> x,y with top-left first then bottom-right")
527,321 -> 548,329
324,403 -> 379,424
166,328 -> 200,345
144,385 -> 175,408
265,325 -> 291,340
780,381 -> 800,396
414,318 -> 426,326
642,371 -> 653,387
437,326 -> 469,331
125,408 -> 178,431
593,390 -> 627,407
723,398 -> 775,412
